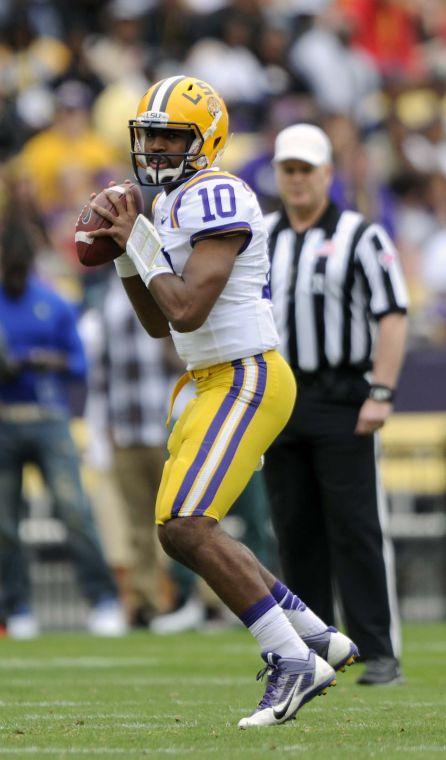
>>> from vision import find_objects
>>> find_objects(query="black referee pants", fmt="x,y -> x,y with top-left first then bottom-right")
264,369 -> 400,661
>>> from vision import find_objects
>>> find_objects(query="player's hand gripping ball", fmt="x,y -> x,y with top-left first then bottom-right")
75,182 -> 144,266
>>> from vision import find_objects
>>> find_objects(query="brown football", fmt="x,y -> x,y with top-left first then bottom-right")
75,182 -> 144,267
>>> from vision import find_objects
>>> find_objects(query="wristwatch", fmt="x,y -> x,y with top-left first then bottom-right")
369,384 -> 395,403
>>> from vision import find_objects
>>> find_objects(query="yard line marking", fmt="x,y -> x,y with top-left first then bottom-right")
0,750 -> 201,756
71,676 -> 253,685
0,675 -> 252,686
0,657 -> 156,670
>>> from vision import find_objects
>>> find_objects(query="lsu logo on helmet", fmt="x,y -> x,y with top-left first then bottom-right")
129,76 -> 229,186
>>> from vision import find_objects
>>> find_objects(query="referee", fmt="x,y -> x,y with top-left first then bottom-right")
264,124 -> 409,685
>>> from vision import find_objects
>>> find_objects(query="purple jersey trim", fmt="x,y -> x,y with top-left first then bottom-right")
170,359 -> 246,517
190,222 -> 252,252
190,354 -> 267,516
240,594 -> 277,628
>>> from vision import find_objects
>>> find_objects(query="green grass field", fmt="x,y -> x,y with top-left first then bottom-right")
0,623 -> 445,759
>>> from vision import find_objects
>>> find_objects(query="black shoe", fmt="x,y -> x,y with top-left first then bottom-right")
357,657 -> 404,685
131,606 -> 155,629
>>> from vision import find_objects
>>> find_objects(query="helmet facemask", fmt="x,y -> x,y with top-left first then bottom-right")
129,120 -> 205,186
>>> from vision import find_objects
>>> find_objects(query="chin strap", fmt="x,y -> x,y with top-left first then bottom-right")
146,162 -> 185,184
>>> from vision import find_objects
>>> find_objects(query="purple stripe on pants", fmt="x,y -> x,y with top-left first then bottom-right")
191,354 -> 267,516
171,360 -> 246,517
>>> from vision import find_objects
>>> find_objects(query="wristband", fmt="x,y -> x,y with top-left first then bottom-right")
369,384 -> 395,403
114,252 -> 138,278
126,214 -> 172,288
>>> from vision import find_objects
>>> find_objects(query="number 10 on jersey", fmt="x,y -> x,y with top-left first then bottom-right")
198,184 -> 237,222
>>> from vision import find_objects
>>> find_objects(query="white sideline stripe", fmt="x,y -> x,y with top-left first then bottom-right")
374,434 -> 401,658
74,231 -> 93,244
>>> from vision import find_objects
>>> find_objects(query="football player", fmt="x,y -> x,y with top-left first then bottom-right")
89,75 -> 358,727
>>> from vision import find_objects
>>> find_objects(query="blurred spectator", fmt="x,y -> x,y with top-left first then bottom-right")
323,112 -> 396,235
84,274 -> 175,627
288,9 -> 380,116
339,0 -> 422,77
0,225 -> 127,638
16,79 -> 119,214
236,94 -> 318,212
254,19 -> 309,99
83,0 -> 153,86
183,2 -> 273,129
184,36 -> 268,130
0,10 -> 70,97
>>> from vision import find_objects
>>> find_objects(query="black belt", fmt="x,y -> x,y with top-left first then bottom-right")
295,367 -> 368,389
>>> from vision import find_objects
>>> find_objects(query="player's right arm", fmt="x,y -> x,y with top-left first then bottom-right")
121,275 -> 171,338
90,181 -> 170,338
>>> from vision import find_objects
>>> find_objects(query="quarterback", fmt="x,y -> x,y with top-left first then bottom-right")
89,75 -> 358,727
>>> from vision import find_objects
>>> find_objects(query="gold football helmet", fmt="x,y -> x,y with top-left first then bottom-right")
129,75 -> 229,186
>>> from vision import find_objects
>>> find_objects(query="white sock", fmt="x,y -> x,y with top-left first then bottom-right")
284,605 -> 328,638
271,581 -> 327,638
248,604 -> 309,659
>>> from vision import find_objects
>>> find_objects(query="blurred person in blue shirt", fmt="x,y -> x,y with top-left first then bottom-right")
0,225 -> 126,638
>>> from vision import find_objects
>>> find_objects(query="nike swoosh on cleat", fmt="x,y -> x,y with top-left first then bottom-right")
272,682 -> 300,721
161,216 -> 168,224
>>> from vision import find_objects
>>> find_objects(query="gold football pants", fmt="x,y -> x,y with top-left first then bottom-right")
155,350 -> 296,524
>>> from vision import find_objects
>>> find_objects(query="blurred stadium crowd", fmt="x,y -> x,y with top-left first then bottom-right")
0,0 -> 446,341
1,0 -> 446,633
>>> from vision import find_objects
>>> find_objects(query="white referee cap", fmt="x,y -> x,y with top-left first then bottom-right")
273,124 -> 332,166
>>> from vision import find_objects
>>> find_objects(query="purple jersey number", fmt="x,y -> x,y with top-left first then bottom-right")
198,184 -> 236,222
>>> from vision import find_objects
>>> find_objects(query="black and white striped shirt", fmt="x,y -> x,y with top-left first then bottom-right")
266,202 -> 408,374
89,276 -> 173,448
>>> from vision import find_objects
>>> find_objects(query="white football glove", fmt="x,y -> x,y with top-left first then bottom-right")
126,214 -> 172,287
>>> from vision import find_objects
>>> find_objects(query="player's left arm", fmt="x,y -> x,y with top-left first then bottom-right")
150,233 -> 246,332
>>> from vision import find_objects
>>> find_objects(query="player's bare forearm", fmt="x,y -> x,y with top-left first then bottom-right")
149,270 -> 217,332
372,312 -> 408,388
122,276 -> 170,338
149,234 -> 245,332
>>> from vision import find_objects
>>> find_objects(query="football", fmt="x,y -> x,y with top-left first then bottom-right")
75,182 -> 144,267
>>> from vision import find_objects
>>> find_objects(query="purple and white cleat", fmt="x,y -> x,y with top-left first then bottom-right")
238,650 -> 336,728
302,626 -> 359,672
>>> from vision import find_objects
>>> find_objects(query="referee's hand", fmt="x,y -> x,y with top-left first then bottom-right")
355,399 -> 393,436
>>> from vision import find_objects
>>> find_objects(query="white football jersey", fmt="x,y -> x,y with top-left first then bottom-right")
153,168 -> 279,370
